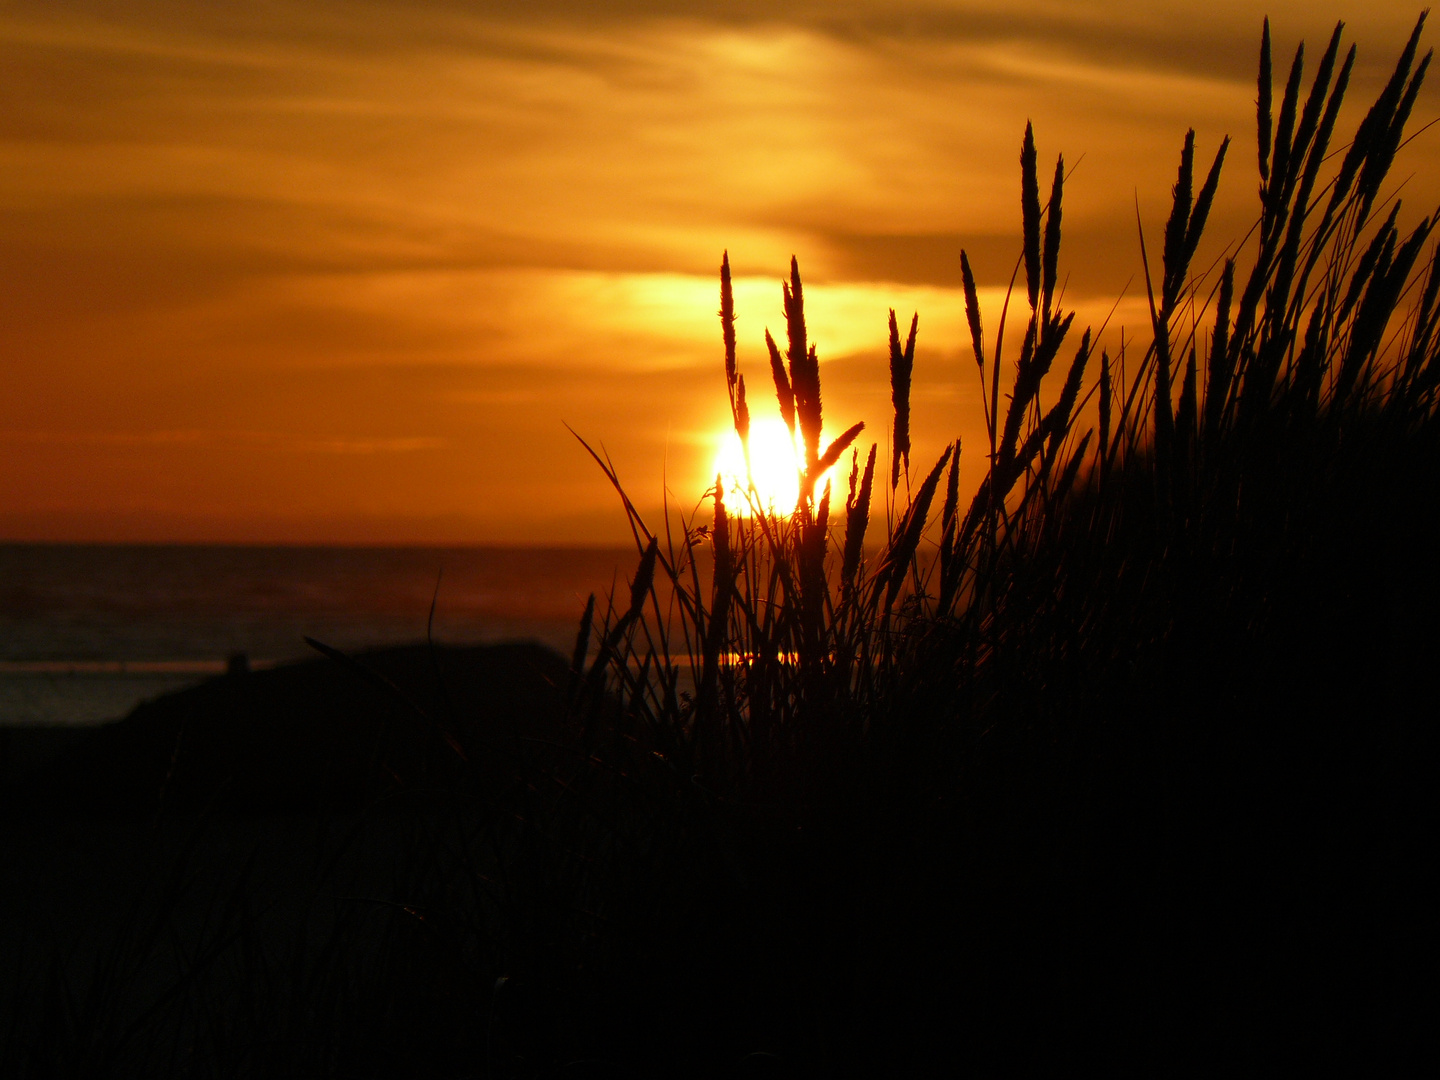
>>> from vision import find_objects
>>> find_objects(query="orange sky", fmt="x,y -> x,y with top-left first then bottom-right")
2,1 -> 1436,543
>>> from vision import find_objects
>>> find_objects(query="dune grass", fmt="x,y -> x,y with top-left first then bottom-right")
540,11 -> 1440,1071
568,10 -> 1436,811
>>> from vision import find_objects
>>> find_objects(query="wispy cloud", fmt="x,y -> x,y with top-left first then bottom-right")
0,1 -> 1434,539
0,429 -> 445,454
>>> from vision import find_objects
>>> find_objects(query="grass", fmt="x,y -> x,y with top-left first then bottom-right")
5,13 -> 1439,1077
549,11 -> 1440,1072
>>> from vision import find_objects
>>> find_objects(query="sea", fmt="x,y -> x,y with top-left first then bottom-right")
0,544 -> 633,726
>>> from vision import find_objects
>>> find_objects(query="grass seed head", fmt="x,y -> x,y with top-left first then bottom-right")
766,329 -> 797,437
889,309 -> 916,487
961,250 -> 985,371
1269,41 -> 1306,211
1022,122 -> 1042,310
842,444 -> 876,594
1259,17 -> 1273,183
721,251 -> 737,394
1163,131 -> 1196,310
1043,155 -> 1064,318
942,440 -> 961,529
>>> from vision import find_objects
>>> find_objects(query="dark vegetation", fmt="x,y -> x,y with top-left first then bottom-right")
7,643 -> 569,817
4,15 -> 1438,1076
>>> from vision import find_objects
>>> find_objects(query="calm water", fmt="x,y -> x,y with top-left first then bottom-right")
0,544 -> 631,725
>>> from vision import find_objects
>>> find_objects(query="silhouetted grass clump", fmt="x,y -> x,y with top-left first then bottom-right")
546,13 -> 1439,1073
6,15 -> 1438,1079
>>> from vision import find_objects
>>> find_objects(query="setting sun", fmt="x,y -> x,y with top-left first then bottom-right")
713,416 -> 849,515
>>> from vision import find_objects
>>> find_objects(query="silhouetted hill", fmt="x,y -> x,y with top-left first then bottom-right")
9,641 -> 570,817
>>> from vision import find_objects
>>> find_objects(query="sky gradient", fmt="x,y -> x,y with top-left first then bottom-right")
2,1 -> 1436,542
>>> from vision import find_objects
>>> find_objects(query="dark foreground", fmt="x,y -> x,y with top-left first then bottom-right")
0,599 -> 1433,1077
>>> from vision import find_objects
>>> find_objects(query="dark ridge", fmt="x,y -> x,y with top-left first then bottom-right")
6,641 -> 569,818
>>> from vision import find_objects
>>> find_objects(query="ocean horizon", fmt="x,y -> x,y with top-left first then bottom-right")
0,542 -> 633,725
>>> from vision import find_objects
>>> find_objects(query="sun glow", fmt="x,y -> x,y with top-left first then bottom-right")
712,416 -> 846,515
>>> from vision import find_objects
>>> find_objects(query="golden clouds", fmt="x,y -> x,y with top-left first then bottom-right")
0,2 -> 1435,540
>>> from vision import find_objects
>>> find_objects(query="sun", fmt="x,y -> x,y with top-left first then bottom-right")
712,416 -> 845,515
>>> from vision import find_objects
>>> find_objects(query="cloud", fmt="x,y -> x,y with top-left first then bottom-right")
0,1 -> 1435,540
0,430 -> 446,454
